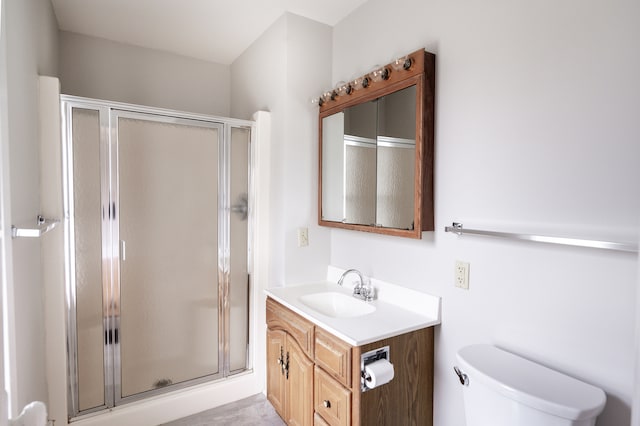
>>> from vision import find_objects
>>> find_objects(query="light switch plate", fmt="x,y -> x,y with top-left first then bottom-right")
297,227 -> 309,247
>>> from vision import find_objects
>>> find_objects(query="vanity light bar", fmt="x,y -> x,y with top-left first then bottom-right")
313,51 -> 419,107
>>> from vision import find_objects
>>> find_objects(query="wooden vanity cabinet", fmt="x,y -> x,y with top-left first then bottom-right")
267,297 -> 434,426
355,330 -> 434,425
267,299 -> 315,426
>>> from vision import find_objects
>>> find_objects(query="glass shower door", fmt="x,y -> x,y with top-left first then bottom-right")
69,107 -> 108,413
115,113 -> 222,400
63,97 -> 253,418
228,127 -> 251,373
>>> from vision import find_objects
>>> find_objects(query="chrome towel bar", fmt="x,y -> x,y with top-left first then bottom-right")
444,222 -> 638,253
11,215 -> 60,239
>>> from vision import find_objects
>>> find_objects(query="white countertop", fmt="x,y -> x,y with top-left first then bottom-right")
265,267 -> 441,346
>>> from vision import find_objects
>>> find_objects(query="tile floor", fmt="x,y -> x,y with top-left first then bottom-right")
163,393 -> 285,426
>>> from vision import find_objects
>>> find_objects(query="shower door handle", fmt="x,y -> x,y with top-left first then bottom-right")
120,240 -> 126,261
105,328 -> 119,345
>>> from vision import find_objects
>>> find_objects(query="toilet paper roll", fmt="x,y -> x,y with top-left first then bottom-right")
364,359 -> 394,389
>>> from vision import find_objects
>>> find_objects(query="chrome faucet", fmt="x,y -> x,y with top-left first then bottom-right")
337,269 -> 374,302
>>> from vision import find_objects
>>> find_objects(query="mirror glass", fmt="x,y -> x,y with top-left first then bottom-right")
321,85 -> 416,230
321,112 -> 345,222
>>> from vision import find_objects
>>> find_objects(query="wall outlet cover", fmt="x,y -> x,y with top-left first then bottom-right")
455,261 -> 470,289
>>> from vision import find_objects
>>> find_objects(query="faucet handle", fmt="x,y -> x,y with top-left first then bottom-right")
360,283 -> 375,301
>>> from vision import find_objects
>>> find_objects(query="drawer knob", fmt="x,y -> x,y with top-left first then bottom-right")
323,400 -> 331,408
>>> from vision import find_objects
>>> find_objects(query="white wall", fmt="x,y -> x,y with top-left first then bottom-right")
231,16 -> 287,286
4,0 -> 58,416
231,13 -> 332,286
331,1 -> 639,425
38,76 -> 67,426
59,31 -> 230,116
281,15 -> 333,284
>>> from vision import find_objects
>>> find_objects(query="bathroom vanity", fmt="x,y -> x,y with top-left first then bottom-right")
265,269 -> 441,426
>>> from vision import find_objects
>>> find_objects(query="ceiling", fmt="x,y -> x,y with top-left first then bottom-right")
51,0 -> 367,65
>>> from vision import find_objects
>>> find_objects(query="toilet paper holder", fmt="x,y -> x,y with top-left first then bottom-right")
360,346 -> 390,392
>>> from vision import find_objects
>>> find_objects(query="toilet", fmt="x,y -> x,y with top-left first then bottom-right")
455,344 -> 606,426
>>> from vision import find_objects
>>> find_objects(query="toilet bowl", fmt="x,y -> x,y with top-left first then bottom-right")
455,344 -> 606,426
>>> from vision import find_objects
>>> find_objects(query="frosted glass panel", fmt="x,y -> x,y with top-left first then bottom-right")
345,144 -> 376,226
118,117 -> 219,398
229,127 -> 250,372
72,108 -> 105,411
376,146 -> 415,229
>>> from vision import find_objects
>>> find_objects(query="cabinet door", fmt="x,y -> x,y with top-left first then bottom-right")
267,329 -> 287,419
287,337 -> 314,426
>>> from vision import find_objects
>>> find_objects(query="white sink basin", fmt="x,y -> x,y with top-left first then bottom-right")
298,292 -> 376,318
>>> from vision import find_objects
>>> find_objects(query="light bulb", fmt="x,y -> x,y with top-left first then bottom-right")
369,67 -> 389,82
351,76 -> 370,90
393,55 -> 412,71
335,81 -> 352,97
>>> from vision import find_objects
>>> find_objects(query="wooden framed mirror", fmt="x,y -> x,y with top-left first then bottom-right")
318,49 -> 435,239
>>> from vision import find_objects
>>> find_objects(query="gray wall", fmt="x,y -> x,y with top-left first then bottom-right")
59,31 -> 230,116
4,0 -> 59,415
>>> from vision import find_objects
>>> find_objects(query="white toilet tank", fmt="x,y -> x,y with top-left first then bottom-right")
455,344 -> 606,426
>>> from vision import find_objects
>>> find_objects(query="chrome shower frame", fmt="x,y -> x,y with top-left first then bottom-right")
61,96 -> 255,419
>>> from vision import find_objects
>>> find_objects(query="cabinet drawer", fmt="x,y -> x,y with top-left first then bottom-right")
267,298 -> 314,358
315,328 -> 352,388
314,366 -> 351,426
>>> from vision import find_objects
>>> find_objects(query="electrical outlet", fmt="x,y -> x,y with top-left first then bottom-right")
455,261 -> 470,289
297,227 -> 309,247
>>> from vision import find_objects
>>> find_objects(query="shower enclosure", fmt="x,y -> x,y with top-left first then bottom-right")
61,96 -> 254,418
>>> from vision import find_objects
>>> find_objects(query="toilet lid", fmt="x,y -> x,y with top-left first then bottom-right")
456,344 -> 606,421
